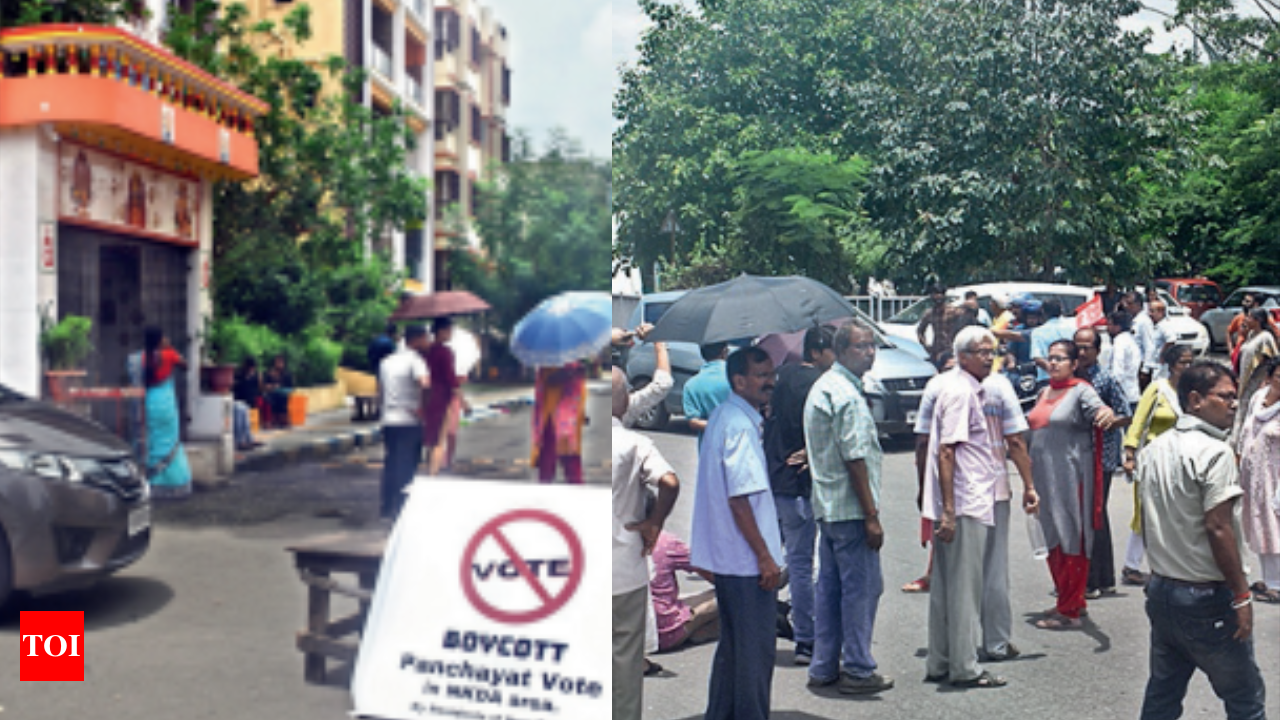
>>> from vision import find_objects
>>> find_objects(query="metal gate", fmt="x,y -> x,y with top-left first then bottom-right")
57,225 -> 192,430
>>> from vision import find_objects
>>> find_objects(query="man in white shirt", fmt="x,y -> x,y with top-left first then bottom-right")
1107,310 -> 1143,408
612,368 -> 680,720
379,325 -> 430,519
1123,291 -> 1159,390
1137,362 -> 1264,719
1146,299 -> 1172,378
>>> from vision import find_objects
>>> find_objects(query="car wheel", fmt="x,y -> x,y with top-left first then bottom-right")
628,376 -> 670,431
0,527 -> 12,611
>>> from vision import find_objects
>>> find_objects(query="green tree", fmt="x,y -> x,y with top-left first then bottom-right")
1,0 -> 133,26
165,2 -> 428,275
450,131 -> 611,337
161,1 -> 425,362
613,0 -> 1190,289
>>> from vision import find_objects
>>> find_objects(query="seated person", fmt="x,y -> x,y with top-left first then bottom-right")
650,527 -> 719,653
232,358 -> 264,449
263,354 -> 295,428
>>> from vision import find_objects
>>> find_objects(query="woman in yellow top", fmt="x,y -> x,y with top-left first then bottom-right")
1118,344 -> 1195,586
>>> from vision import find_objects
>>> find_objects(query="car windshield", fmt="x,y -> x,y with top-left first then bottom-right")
1178,285 -> 1221,304
886,296 -> 956,324
1223,290 -> 1248,308
643,302 -> 673,325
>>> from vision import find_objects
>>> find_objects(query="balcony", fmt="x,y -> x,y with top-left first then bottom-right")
403,75 -> 425,108
435,130 -> 459,160
371,45 -> 393,80
0,24 -> 266,180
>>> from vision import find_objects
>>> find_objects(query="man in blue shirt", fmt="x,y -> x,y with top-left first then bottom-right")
683,342 -> 731,435
1030,299 -> 1077,383
690,346 -> 784,720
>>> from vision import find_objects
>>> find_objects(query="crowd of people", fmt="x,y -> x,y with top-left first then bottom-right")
610,285 -> 1278,720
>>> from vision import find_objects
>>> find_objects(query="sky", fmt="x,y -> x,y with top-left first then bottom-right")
482,0 -> 612,159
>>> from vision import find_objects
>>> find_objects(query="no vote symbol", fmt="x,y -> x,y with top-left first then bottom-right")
460,509 -> 584,625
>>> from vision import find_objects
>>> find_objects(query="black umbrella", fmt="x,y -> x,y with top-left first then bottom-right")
646,275 -> 856,345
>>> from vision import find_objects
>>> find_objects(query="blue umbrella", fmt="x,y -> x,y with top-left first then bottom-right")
511,291 -> 611,367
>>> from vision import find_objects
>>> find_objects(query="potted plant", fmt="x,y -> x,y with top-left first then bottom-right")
39,309 -> 93,401
198,316 -> 240,395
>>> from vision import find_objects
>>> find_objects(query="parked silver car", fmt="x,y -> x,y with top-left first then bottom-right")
621,294 -> 936,436
0,383 -> 151,608
1199,286 -> 1280,350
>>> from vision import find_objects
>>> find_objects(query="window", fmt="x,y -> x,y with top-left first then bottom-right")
434,11 -> 460,59
471,105 -> 483,144
501,65 -> 511,105
470,26 -> 482,66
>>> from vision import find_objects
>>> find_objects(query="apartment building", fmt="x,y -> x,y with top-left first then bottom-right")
131,0 -> 437,287
433,0 -> 511,290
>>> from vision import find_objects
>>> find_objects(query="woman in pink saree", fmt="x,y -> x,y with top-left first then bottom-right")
531,362 -> 587,483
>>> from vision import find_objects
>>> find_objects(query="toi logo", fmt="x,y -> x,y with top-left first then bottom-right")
20,611 -> 85,681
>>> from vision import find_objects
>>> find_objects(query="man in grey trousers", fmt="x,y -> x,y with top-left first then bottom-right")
923,326 -> 1007,688
611,368 -> 680,720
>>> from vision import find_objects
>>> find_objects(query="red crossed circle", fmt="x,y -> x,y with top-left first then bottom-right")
459,509 -> 584,625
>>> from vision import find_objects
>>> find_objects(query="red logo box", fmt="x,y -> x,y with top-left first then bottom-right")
20,611 -> 85,681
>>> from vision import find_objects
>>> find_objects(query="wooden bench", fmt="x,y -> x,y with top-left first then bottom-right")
286,531 -> 388,684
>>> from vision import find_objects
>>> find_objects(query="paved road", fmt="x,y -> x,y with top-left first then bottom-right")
639,419 -> 1280,720
0,386 -> 609,719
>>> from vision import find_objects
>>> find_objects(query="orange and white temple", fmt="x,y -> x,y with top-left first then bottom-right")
0,24 -> 267,430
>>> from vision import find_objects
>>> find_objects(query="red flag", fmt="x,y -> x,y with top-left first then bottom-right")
1076,294 -> 1105,329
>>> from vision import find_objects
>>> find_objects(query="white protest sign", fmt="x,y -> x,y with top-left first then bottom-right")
351,478 -> 609,719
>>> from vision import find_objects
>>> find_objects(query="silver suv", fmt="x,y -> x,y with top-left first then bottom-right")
0,383 -> 151,608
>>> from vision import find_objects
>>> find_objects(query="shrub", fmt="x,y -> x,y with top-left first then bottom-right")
40,312 -> 94,371
292,326 -> 343,387
203,316 -> 285,368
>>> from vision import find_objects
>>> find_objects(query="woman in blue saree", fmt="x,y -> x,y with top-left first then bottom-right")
138,327 -> 192,499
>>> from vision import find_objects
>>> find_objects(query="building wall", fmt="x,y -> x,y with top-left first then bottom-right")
236,0 -> 435,289
0,127 -> 44,397
433,0 -> 509,290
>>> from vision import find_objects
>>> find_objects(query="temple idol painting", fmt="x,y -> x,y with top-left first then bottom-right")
59,143 -> 201,245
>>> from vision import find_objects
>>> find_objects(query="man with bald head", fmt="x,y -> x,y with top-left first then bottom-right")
612,368 -> 680,720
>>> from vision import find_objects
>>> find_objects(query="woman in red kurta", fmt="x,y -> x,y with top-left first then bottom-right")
422,318 -> 460,475
1026,340 -> 1115,629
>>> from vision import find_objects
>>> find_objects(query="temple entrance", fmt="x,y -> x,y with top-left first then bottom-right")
57,225 -> 192,428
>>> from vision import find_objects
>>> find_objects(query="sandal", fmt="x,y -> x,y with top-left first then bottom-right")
643,659 -> 664,677
1043,606 -> 1088,618
902,576 -> 930,593
951,670 -> 1007,689
1036,614 -> 1083,630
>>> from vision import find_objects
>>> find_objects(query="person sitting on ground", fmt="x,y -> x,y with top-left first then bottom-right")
231,357 -> 264,450
263,354 -> 295,428
649,489 -> 720,653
